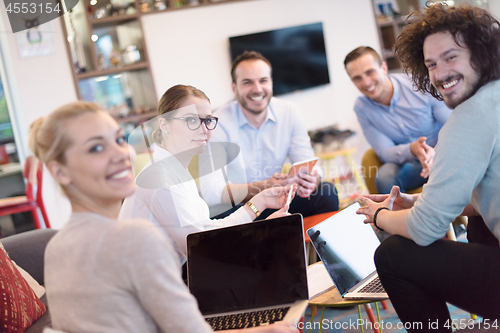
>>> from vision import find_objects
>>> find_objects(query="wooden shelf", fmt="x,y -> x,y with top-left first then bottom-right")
62,0 -> 247,128
141,0 -> 244,15
373,0 -> 420,71
88,13 -> 140,27
376,18 -> 394,27
115,110 -> 157,124
382,49 -> 395,58
140,5 -> 200,15
76,61 -> 150,80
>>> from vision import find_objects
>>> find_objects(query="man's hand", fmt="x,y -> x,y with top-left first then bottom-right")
296,170 -> 319,198
361,186 -> 418,211
265,172 -> 296,188
410,136 -> 435,178
261,170 -> 318,199
245,173 -> 301,202
419,142 -> 435,178
357,186 -> 400,226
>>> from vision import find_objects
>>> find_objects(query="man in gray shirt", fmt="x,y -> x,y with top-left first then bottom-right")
356,3 -> 500,330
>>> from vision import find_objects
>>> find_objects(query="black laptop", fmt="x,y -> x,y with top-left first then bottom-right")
187,214 -> 309,330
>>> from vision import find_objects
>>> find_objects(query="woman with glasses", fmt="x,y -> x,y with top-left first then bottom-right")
120,85 -> 295,264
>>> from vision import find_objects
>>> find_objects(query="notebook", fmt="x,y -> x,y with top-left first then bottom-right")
187,214 -> 309,331
307,202 -> 388,299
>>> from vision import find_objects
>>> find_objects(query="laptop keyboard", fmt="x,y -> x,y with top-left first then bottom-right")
358,276 -> 386,294
206,307 -> 290,331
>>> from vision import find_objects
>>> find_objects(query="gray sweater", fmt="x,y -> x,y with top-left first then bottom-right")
407,79 -> 500,246
45,212 -> 212,333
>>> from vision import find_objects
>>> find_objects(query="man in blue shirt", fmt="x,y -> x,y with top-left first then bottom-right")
344,46 -> 451,194
199,51 -> 338,218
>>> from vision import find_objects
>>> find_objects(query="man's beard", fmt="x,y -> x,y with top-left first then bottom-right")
436,74 -> 481,109
237,93 -> 271,114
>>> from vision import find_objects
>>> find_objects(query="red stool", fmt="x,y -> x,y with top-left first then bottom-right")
0,156 -> 50,229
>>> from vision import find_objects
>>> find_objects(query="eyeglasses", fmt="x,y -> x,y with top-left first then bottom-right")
168,116 -> 219,131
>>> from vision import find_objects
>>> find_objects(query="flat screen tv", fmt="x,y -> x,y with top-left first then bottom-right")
229,22 -> 330,96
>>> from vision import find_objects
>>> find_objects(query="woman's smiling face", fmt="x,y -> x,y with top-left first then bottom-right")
55,111 -> 135,207
160,95 -> 213,155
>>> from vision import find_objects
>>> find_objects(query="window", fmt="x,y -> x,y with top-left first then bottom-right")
0,77 -> 17,164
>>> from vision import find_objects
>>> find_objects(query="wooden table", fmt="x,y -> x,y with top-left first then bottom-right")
307,262 -> 387,333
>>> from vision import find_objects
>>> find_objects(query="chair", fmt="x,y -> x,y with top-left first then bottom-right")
133,152 -> 152,176
361,148 -> 422,195
0,156 -> 50,229
361,148 -> 383,195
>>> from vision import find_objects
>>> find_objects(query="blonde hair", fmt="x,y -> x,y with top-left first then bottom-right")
28,101 -> 103,165
152,85 -> 210,145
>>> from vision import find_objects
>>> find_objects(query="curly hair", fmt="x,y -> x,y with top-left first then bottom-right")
395,3 -> 500,100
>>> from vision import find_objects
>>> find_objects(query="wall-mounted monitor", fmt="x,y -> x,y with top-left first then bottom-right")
229,22 -> 330,96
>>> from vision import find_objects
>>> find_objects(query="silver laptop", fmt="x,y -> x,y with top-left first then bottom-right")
307,202 -> 388,299
187,214 -> 309,331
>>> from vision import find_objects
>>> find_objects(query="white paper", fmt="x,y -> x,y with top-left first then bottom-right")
307,262 -> 335,300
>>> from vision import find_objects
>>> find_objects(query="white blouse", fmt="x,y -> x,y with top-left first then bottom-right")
120,146 -> 252,264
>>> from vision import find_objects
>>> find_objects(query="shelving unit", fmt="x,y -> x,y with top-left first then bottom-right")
88,13 -> 140,26
372,0 -> 421,71
60,0 -> 245,133
373,0 -> 491,71
115,110 -> 157,124
75,61 -> 149,79
140,0 -> 242,15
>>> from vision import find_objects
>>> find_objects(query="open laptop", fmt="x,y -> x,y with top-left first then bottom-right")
187,214 -> 309,331
307,202 -> 388,299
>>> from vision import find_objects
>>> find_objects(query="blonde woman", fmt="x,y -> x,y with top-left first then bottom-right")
32,102 -> 297,333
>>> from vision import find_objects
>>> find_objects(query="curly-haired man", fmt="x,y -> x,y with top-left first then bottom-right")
356,4 -> 500,331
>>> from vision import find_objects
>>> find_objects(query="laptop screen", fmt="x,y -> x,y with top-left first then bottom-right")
307,203 -> 381,295
187,214 -> 308,315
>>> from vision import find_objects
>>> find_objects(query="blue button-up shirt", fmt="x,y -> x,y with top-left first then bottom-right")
199,98 -> 318,206
354,74 -> 452,164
